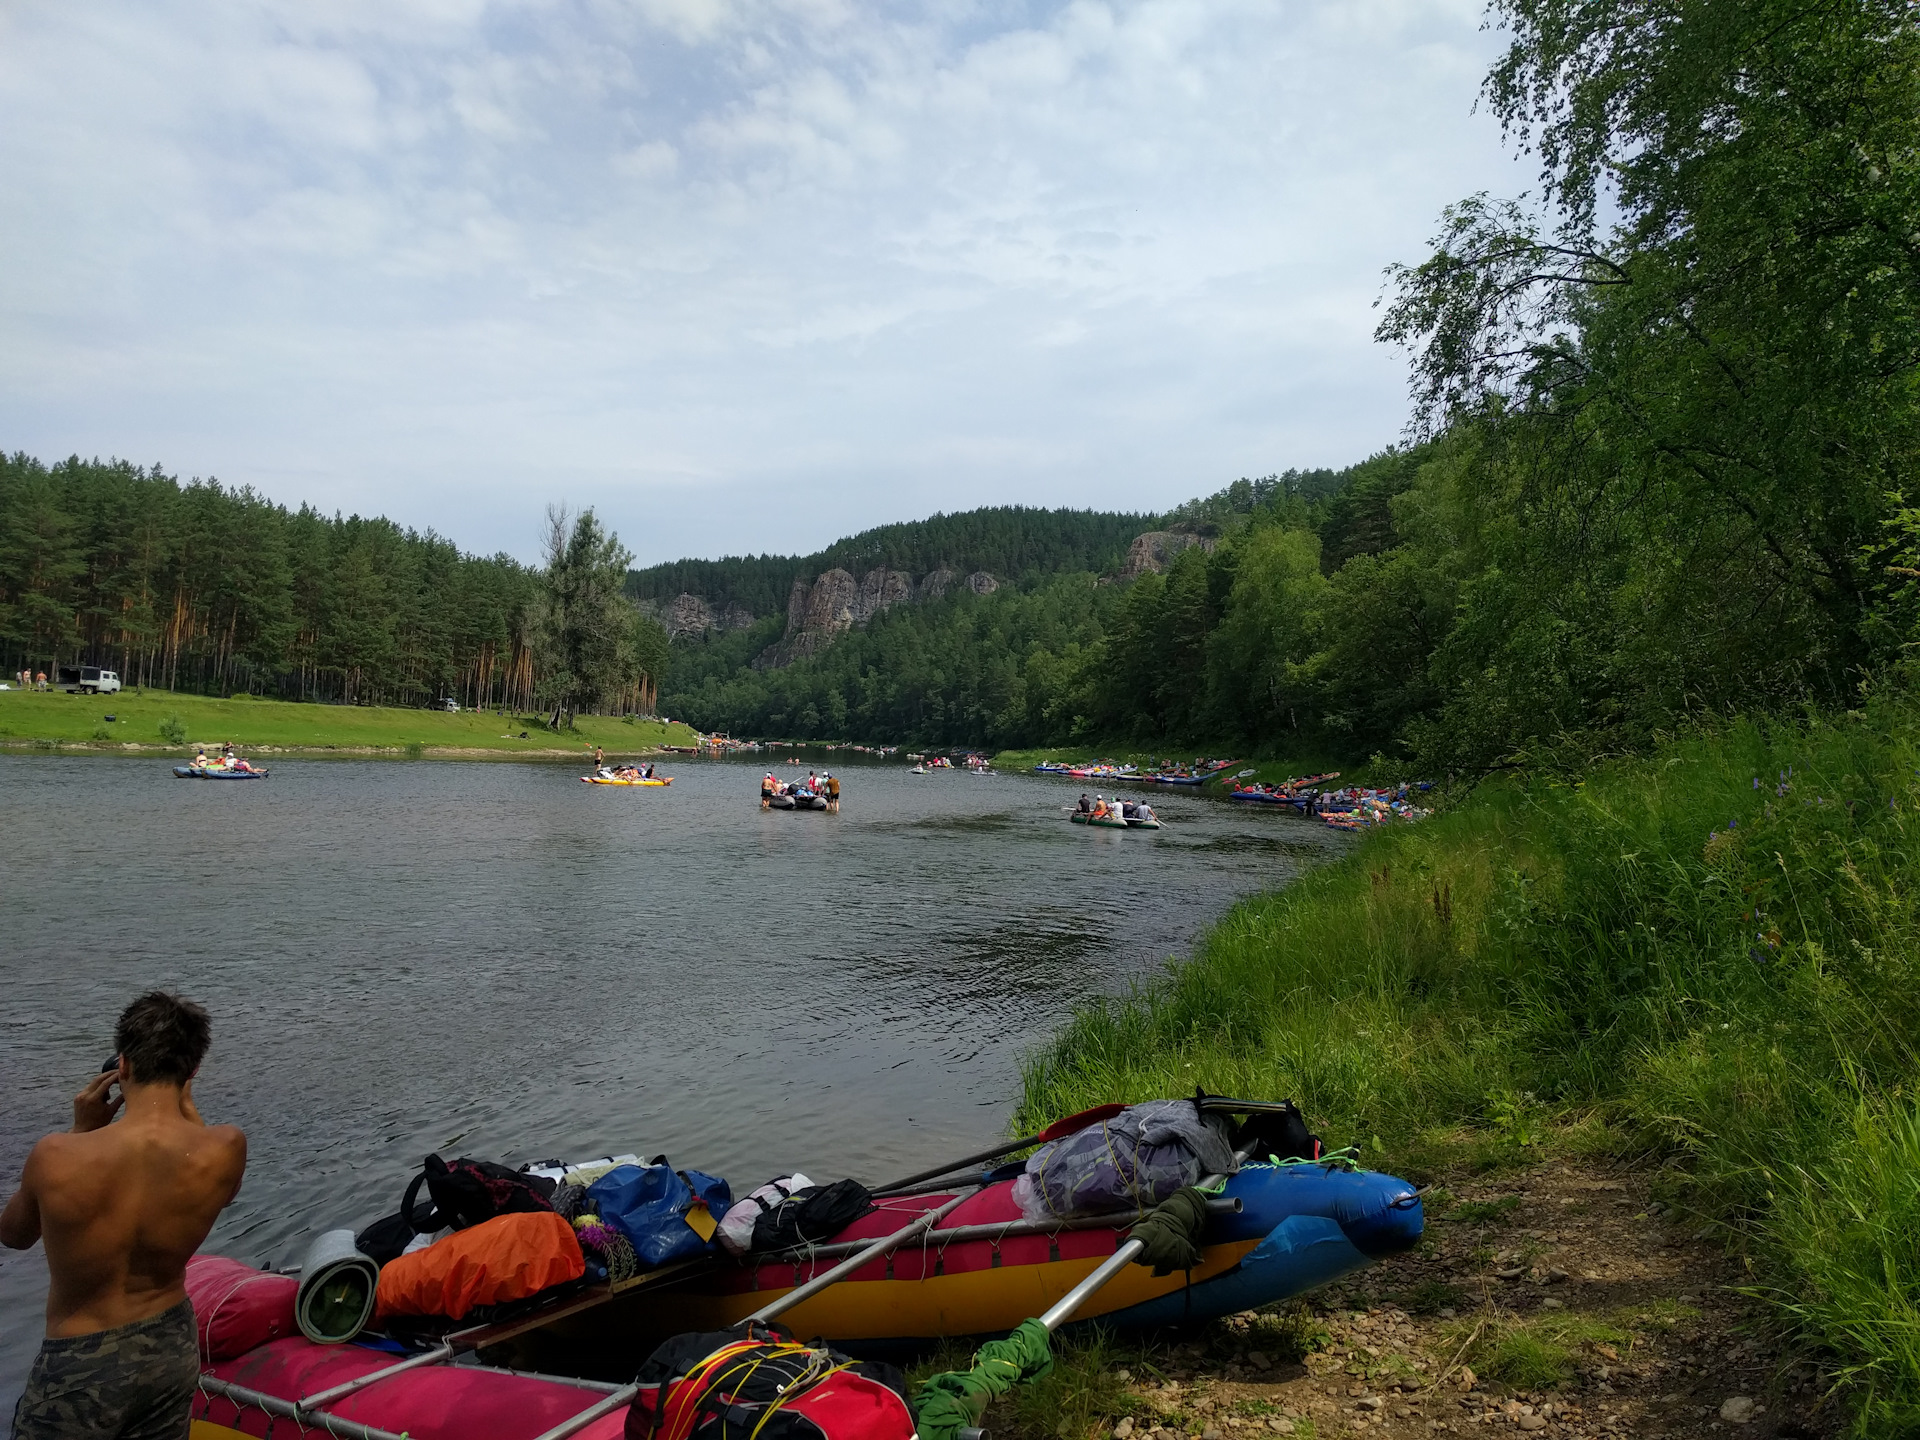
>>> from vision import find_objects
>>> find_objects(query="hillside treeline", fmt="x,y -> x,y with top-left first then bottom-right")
660,461 -> 1413,749
675,0 -> 1920,778
627,506 -> 1146,616
0,456 -> 667,717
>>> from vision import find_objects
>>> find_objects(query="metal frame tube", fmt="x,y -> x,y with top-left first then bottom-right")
754,1196 -> 1241,1267
746,1187 -> 977,1324
1037,1147 -> 1255,1332
196,1374 -> 415,1440
296,1343 -> 455,1412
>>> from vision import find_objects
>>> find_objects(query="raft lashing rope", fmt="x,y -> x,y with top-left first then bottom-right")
909,1182 -> 1215,1440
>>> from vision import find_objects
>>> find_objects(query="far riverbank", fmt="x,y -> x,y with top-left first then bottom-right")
0,688 -> 699,757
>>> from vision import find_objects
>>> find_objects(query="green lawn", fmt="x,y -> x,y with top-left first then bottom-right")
0,687 -> 699,756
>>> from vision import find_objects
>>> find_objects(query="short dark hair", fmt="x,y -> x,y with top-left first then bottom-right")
115,992 -> 211,1086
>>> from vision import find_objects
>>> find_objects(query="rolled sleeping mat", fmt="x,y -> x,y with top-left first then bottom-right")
295,1228 -> 379,1344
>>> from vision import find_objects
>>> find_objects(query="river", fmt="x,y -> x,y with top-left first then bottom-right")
0,750 -> 1346,1397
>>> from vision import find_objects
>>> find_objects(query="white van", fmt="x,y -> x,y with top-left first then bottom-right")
74,666 -> 121,695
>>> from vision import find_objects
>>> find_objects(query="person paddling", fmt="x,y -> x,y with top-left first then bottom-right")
3,992 -> 247,1440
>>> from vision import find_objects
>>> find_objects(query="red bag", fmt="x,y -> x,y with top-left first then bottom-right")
186,1254 -> 299,1361
375,1210 -> 584,1322
625,1325 -> 913,1440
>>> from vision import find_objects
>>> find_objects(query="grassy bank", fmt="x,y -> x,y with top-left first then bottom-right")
1018,686 -> 1920,1434
0,688 -> 699,756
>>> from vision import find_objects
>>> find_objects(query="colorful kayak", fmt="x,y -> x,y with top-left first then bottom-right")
174,765 -> 267,780
580,775 -> 671,785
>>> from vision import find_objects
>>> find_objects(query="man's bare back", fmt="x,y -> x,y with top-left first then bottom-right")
3,993 -> 246,1440
2,1068 -> 246,1336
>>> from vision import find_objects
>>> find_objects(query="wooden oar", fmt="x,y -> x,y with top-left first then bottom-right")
871,1102 -> 1128,1196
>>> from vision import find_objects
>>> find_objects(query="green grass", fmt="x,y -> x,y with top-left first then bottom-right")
0,688 -> 699,755
1017,681 -> 1920,1435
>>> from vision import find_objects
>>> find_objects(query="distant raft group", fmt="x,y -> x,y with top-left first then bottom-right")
1227,772 -> 1433,827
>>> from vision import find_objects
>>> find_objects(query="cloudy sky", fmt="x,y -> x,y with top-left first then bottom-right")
0,0 -> 1517,566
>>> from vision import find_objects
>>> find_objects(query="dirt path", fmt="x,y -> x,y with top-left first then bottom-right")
990,1159 -> 1837,1440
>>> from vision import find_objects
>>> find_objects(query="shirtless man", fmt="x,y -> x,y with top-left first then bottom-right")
3,992 -> 247,1440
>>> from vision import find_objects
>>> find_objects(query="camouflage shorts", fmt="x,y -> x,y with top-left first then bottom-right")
10,1298 -> 197,1440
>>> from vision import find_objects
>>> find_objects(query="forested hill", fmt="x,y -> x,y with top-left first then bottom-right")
625,506 -> 1150,617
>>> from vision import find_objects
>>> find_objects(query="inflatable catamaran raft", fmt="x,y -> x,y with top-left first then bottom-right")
186,1096 -> 1422,1440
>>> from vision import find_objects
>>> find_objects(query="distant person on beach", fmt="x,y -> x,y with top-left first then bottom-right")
2,992 -> 247,1440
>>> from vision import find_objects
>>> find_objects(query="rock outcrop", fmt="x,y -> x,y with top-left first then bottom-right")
752,565 -> 992,668
640,593 -> 757,640
1119,531 -> 1213,579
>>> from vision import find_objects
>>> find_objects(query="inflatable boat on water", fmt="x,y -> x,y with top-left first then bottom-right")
580,774 -> 671,786
174,764 -> 267,780
1070,809 -> 1158,828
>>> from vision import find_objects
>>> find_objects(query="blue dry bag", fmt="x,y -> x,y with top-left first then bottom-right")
585,1164 -> 733,1269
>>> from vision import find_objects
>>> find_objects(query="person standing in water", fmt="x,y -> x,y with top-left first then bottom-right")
3,992 -> 247,1440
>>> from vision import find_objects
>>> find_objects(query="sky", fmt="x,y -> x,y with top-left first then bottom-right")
0,0 -> 1520,567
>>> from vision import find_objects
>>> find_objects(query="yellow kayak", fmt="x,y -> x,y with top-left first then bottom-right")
580,775 -> 672,786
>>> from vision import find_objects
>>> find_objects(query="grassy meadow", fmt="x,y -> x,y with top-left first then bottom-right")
0,687 -> 700,756
1017,688 -> 1920,1433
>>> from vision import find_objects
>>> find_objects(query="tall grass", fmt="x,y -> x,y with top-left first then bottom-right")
1019,688 -> 1920,1433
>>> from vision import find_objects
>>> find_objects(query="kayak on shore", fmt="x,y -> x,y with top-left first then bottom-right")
182,1097 -> 1420,1437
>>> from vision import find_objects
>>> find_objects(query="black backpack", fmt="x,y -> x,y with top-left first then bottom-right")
750,1179 -> 875,1253
356,1154 -> 558,1264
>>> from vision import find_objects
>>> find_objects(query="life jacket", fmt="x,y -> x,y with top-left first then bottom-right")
624,1322 -> 912,1440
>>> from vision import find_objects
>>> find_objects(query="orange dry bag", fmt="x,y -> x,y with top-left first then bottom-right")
375,1210 -> 584,1322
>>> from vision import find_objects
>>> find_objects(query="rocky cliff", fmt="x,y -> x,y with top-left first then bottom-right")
751,565 -> 998,668
639,593 -> 758,640
1118,530 -> 1214,579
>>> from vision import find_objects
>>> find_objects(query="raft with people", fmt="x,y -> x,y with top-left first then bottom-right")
180,1095 -> 1420,1440
761,772 -> 839,811
174,746 -> 267,780
1068,795 -> 1160,829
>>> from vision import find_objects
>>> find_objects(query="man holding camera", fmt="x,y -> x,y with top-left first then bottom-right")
3,992 -> 248,1439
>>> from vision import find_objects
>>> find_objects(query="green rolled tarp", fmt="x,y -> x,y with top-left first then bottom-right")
912,1318 -> 1054,1440
296,1229 -> 380,1344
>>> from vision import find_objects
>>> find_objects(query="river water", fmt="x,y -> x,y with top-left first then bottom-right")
0,751 -> 1346,1397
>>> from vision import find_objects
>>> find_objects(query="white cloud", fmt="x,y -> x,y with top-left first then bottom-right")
0,0 -> 1517,564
